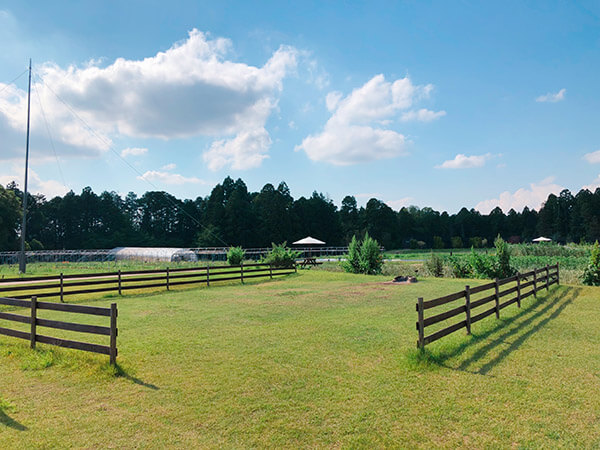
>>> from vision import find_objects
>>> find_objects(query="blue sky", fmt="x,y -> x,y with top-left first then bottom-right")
0,0 -> 599,213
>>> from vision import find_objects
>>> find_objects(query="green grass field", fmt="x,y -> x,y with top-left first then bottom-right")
1,271 -> 599,447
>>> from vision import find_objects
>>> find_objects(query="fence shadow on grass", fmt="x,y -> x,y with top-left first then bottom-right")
423,286 -> 578,374
115,364 -> 159,390
0,408 -> 27,431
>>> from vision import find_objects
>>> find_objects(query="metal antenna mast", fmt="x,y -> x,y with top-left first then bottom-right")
19,59 -> 32,274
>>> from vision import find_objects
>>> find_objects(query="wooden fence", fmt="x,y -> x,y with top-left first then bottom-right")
0,262 -> 295,302
0,296 -> 117,364
416,264 -> 559,349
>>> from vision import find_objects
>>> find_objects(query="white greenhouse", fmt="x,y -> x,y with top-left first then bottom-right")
108,247 -> 198,262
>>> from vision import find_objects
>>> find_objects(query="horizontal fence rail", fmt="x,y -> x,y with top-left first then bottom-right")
0,262 -> 296,302
416,264 -> 559,349
0,296 -> 117,364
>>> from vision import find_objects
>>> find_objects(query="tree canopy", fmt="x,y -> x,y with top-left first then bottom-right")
1,179 -> 599,251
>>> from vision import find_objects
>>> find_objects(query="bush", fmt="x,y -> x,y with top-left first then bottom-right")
425,253 -> 444,277
469,248 -> 498,279
342,233 -> 383,275
451,236 -> 464,248
226,246 -> 245,266
432,236 -> 445,249
582,240 -> 600,286
359,233 -> 384,275
449,256 -> 472,278
495,235 -> 515,278
342,235 -> 361,274
262,242 -> 300,268
29,239 -> 44,251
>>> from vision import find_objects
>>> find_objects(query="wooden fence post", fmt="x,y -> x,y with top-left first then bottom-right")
118,270 -> 122,296
516,272 -> 521,308
269,263 -> 273,279
206,264 -> 210,287
166,267 -> 170,291
556,263 -> 560,285
465,285 -> 471,335
546,265 -> 549,291
109,303 -> 117,366
60,273 -> 64,303
241,261 -> 244,284
533,270 -> 537,298
417,297 -> 425,349
494,278 -> 500,319
30,296 -> 37,349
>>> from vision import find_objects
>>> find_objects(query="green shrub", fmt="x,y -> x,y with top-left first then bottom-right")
432,236 -> 445,249
342,233 -> 383,275
582,241 -> 600,286
495,235 -> 515,278
449,256 -> 472,278
425,253 -> 444,277
451,236 -> 464,248
262,242 -> 300,268
359,233 -> 384,275
226,246 -> 245,266
342,235 -> 361,274
469,248 -> 498,279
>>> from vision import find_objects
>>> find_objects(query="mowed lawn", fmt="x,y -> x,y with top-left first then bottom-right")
1,271 -> 600,448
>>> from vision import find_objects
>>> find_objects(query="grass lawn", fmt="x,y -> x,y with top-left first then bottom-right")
1,270 -> 599,447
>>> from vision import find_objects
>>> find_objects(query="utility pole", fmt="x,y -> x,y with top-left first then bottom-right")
19,59 -> 32,274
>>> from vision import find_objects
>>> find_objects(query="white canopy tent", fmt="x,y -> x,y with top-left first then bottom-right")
292,236 -> 326,245
292,236 -> 325,259
532,236 -> 552,243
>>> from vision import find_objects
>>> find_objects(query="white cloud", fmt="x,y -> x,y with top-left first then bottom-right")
536,88 -> 566,103
0,29 -> 297,170
583,150 -> 600,164
475,177 -> 564,214
436,153 -> 492,169
582,175 -> 600,192
160,163 -> 176,171
326,91 -> 343,111
136,170 -> 205,185
401,108 -> 446,122
0,166 -> 68,199
297,74 -> 440,165
120,147 -> 148,157
385,197 -> 413,210
203,128 -> 271,171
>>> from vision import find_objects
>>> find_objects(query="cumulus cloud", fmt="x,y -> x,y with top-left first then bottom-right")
203,128 -> 271,170
120,147 -> 148,157
136,170 -> 205,185
583,150 -> 600,164
0,29 -> 297,170
401,108 -> 446,122
296,74 -> 441,165
536,88 -> 566,103
160,163 -> 176,171
436,153 -> 492,169
0,166 -> 68,199
475,177 -> 564,214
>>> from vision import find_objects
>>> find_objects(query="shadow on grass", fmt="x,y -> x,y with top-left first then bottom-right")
0,409 -> 27,431
114,364 -> 159,390
415,286 -> 579,373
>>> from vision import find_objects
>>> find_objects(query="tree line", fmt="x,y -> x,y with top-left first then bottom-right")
0,177 -> 598,251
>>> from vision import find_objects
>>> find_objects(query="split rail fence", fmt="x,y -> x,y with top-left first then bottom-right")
416,264 -> 559,349
0,262 -> 295,302
0,296 -> 117,364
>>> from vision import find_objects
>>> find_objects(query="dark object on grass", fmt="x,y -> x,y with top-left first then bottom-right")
392,275 -> 418,284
